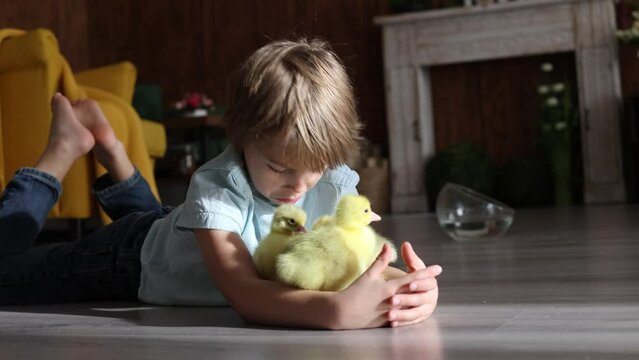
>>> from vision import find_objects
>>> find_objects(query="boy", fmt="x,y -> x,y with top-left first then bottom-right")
0,39 -> 441,329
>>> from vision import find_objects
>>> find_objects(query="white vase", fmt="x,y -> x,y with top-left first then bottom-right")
183,108 -> 209,118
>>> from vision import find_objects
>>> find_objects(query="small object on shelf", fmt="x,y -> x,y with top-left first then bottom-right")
356,156 -> 390,215
184,108 -> 209,118
161,114 -> 224,129
160,114 -> 227,165
169,91 -> 218,118
171,143 -> 198,177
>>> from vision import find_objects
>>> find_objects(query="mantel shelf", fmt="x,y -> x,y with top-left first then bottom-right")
374,0 -> 582,25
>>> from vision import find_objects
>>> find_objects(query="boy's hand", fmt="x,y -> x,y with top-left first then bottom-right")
387,242 -> 441,328
332,244 -> 433,329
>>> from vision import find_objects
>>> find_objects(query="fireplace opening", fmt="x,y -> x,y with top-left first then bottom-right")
428,52 -> 584,207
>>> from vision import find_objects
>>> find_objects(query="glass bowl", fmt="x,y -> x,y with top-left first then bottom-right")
436,183 -> 514,241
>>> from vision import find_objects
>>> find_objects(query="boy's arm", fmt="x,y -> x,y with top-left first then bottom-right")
195,229 -> 430,329
195,228 -> 336,328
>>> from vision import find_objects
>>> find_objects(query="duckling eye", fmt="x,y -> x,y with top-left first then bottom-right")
364,209 -> 369,213
287,219 -> 296,225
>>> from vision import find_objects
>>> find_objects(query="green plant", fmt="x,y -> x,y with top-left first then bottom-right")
424,142 -> 496,211
617,3 -> 639,45
495,156 -> 553,208
537,62 -> 577,136
536,62 -> 579,206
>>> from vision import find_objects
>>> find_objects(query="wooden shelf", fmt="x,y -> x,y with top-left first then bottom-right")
156,114 -> 227,206
160,115 -> 224,129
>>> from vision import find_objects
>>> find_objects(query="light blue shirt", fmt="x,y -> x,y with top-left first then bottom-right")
138,146 -> 359,306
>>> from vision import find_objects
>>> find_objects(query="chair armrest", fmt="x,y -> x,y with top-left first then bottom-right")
141,120 -> 167,159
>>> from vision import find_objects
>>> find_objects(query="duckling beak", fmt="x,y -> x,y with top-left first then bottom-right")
296,225 -> 307,233
370,211 -> 381,222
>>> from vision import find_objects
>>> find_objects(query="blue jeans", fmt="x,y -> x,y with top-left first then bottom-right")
0,168 -> 171,305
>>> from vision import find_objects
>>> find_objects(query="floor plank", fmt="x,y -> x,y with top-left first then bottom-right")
1,205 -> 638,359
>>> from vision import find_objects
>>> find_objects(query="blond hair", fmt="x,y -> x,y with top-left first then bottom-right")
224,38 -> 362,172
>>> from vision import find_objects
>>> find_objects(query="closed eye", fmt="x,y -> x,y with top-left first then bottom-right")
268,164 -> 289,176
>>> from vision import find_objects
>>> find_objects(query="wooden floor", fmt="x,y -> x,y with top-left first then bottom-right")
1,205 -> 638,359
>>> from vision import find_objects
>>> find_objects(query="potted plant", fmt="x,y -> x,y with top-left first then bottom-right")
536,62 -> 578,206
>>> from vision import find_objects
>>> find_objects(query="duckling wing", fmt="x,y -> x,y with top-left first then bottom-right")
357,227 -> 398,266
254,233 -> 291,280
311,215 -> 334,230
276,227 -> 357,291
376,233 -> 398,264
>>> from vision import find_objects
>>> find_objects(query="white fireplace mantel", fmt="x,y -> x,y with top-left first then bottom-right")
375,0 -> 625,212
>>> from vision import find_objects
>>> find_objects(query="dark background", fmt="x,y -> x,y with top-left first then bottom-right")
2,0 -> 639,165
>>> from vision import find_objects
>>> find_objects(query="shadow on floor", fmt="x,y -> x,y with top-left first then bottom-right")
0,301 -> 265,328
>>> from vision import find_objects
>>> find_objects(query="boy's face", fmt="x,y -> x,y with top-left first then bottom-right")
243,141 -> 324,205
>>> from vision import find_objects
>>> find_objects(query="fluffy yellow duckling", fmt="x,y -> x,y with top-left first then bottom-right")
311,215 -> 333,230
253,204 -> 307,280
275,195 -> 397,291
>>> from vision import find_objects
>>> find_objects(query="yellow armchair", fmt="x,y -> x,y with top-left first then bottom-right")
0,28 -> 166,222
75,62 -> 167,168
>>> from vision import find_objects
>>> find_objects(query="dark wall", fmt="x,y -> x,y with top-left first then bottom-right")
3,1 -> 639,163
85,0 -> 391,151
618,0 -> 639,99
423,3 -> 639,165
0,0 -> 390,150
0,0 -> 89,70
431,52 -> 577,165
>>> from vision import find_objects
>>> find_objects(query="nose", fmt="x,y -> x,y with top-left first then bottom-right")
285,174 -> 307,194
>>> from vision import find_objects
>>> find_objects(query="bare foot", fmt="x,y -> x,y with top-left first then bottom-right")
35,93 -> 95,181
72,99 -> 134,182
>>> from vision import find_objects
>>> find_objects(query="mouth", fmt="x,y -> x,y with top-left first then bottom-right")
274,196 -> 301,204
